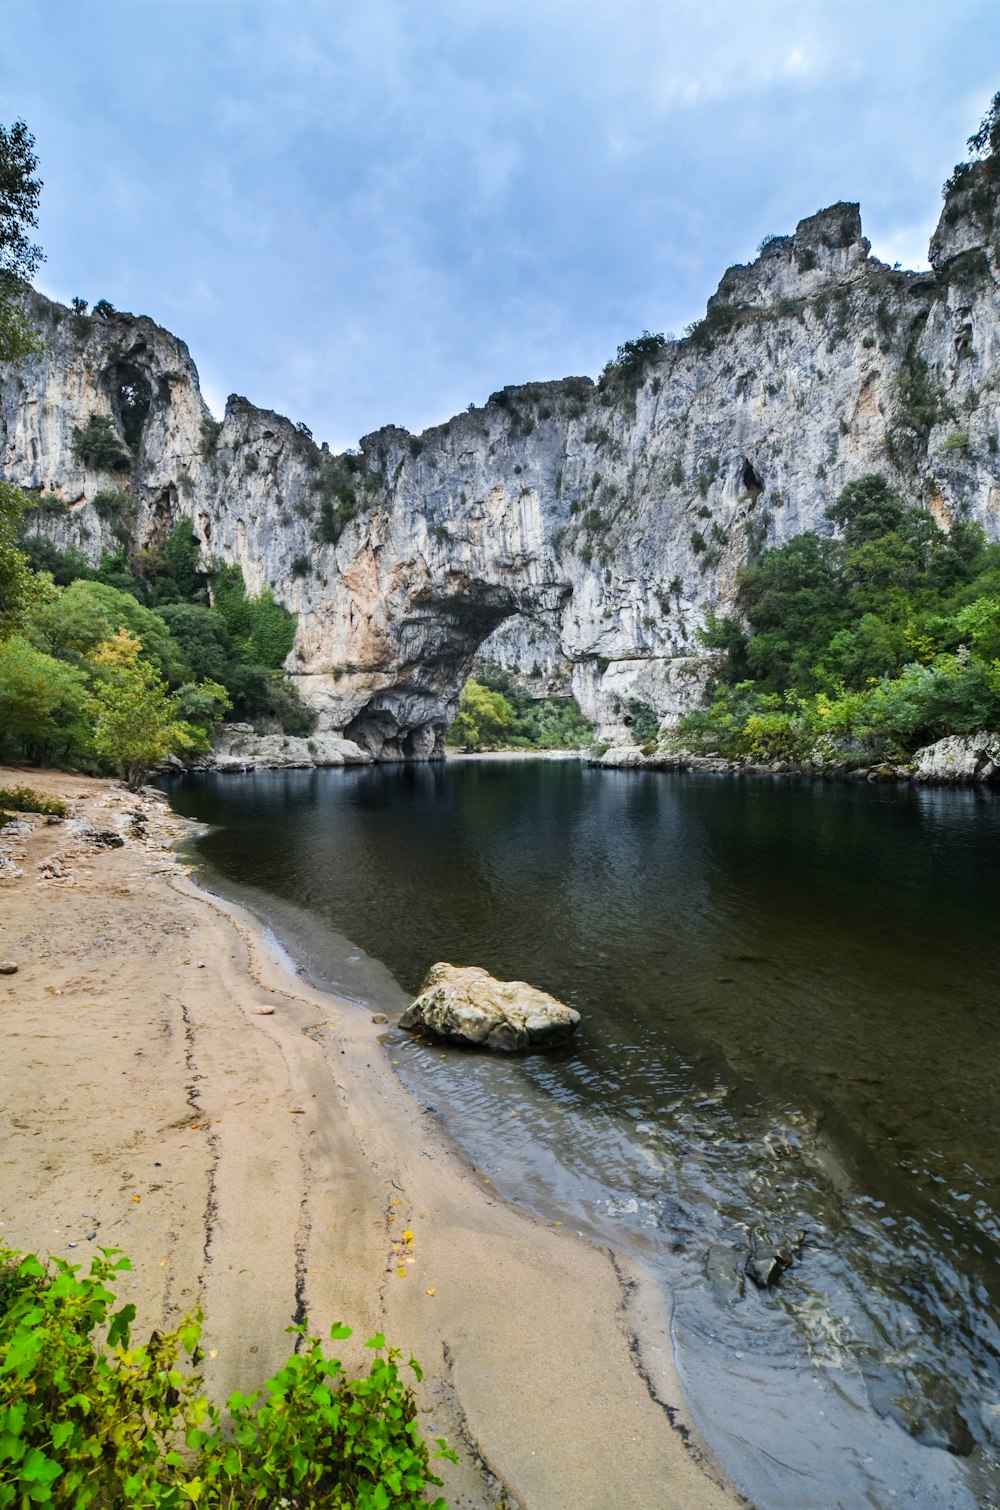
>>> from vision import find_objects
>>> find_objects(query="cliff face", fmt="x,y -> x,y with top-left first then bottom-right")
3,181 -> 1000,758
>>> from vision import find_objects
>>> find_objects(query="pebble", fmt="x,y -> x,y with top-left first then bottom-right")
0,962 -> 17,974
252,1006 -> 275,1015
371,1013 -> 389,1024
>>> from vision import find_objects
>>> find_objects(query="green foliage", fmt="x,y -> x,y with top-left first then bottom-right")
448,678 -> 514,749
673,472 -> 1000,763
0,782 -> 67,817
212,564 -> 296,670
448,668 -> 592,750
163,520 -> 205,602
600,330 -> 667,389
0,119 -> 44,362
71,414 -> 131,472
199,416 -> 222,457
0,637 -> 89,762
626,697 -> 659,744
892,359 -> 949,463
0,481 -> 47,640
32,578 -> 184,682
0,1247 -> 452,1509
88,630 -> 196,789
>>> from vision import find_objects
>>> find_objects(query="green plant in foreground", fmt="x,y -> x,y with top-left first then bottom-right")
0,783 -> 67,817
0,1246 -> 454,1508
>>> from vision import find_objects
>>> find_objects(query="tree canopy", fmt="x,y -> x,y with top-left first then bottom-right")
0,118 -> 43,361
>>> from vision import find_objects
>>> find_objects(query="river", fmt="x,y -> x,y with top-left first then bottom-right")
164,758 -> 1000,1510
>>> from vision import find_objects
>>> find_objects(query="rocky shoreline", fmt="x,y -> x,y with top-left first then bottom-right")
593,730 -> 1000,786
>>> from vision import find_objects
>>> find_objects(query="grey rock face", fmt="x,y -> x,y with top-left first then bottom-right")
399,962 -> 581,1052
207,725 -> 370,772
4,168 -> 1000,757
912,731 -> 1000,783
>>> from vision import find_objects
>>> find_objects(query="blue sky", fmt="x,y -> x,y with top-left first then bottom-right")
3,1 -> 999,449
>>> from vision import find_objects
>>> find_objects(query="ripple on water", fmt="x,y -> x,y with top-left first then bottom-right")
166,764 -> 1000,1510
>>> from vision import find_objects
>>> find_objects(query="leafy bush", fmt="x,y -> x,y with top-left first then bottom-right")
0,638 -> 89,764
0,783 -> 67,817
599,330 -> 667,389
0,1246 -> 453,1508
626,697 -> 659,744
71,414 -> 131,472
199,416 -> 222,457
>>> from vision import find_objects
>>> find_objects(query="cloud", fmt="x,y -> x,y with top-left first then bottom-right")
2,0 -> 998,449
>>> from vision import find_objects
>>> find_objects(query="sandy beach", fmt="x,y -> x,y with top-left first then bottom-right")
0,767 -> 742,1510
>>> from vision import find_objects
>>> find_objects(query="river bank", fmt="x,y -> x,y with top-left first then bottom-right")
0,766 -> 741,1510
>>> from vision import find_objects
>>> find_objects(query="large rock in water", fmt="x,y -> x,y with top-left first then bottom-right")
400,963 -> 580,1052
912,731 -> 1000,783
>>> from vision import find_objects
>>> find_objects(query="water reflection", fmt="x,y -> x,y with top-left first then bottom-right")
167,763 -> 1000,1509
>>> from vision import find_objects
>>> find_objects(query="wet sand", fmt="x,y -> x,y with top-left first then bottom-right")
0,767 -> 742,1510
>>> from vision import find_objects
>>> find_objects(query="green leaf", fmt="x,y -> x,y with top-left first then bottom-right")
329,1322 -> 353,1341
107,1302 -> 136,1347
364,1332 -> 386,1350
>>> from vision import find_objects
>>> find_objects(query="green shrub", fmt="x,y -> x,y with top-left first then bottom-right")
71,414 -> 130,472
0,1246 -> 453,1508
199,416 -> 222,457
0,783 -> 67,817
626,697 -> 659,744
212,564 -> 296,670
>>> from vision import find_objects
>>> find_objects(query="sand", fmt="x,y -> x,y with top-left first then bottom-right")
0,767 -> 743,1510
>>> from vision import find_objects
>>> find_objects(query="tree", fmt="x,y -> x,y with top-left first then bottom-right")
32,578 -> 185,682
0,481 -> 48,640
88,629 -> 196,789
968,91 -> 1000,160
0,119 -> 44,362
449,678 -> 515,749
71,413 -> 131,472
0,635 -> 88,760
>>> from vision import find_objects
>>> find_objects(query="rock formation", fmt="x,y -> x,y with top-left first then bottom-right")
3,165 -> 1000,758
399,962 -> 581,1052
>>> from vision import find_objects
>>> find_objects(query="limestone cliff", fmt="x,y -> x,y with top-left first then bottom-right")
2,175 -> 999,758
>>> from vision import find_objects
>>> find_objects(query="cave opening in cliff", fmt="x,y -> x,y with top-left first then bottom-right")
106,362 -> 152,452
742,458 -> 764,501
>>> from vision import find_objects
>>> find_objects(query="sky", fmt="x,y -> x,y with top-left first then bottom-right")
3,1 -> 999,451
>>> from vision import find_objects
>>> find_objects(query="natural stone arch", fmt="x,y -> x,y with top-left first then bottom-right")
337,578 -> 573,760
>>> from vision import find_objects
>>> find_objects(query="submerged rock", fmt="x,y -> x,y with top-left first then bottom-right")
400,962 -> 580,1052
705,1240 -> 749,1303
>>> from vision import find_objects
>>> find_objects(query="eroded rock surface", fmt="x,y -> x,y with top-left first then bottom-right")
912,731 -> 1000,783
5,166 -> 1000,756
399,962 -> 581,1052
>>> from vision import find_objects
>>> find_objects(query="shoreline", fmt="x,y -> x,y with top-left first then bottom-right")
0,767 -> 743,1510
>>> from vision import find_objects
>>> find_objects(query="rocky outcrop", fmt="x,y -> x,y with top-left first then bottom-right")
911,731 -> 1000,782
204,724 -> 370,773
4,151 -> 1000,758
399,962 -> 581,1052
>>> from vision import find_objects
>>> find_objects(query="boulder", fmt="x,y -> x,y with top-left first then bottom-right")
912,731 -> 1000,783
400,963 -> 580,1052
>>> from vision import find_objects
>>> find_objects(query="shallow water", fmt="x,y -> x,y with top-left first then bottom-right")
166,761 -> 1000,1509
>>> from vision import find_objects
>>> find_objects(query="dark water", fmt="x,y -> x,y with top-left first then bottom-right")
166,760 -> 1000,1509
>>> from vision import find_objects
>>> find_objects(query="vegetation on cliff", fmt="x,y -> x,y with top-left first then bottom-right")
672,474 -> 1000,764
0,1245 -> 452,1507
